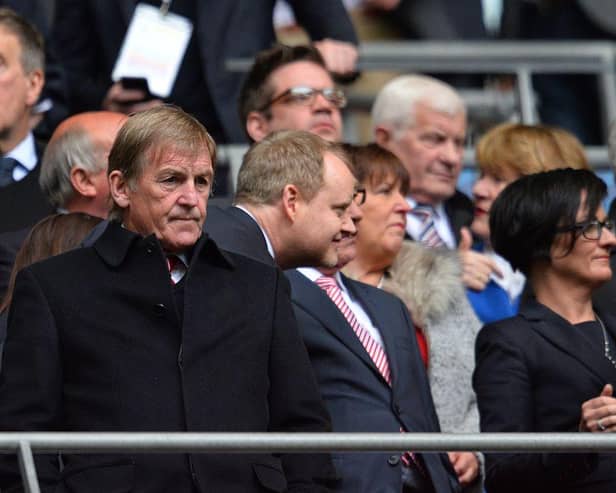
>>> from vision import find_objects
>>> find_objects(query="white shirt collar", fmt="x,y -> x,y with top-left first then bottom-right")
6,132 -> 37,171
5,133 -> 37,182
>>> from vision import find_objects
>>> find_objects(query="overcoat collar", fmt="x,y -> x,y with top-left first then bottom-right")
93,220 -> 234,270
521,299 -> 616,385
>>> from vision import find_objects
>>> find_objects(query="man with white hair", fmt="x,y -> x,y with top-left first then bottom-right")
372,74 -> 473,249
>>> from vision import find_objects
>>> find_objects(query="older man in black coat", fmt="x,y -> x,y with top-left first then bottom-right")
0,106 -> 336,492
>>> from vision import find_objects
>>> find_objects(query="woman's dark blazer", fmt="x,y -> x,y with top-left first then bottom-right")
473,300 -> 616,493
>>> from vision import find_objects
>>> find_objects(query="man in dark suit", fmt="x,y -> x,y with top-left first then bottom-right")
0,111 -> 127,299
0,8 -> 52,233
372,74 -> 503,292
286,224 -> 462,492
51,0 -> 358,143
0,105 -> 336,492
372,74 -> 472,249
205,130 -> 360,270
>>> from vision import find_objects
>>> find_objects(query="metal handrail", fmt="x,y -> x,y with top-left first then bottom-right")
227,40 -> 616,135
3,432 -> 616,493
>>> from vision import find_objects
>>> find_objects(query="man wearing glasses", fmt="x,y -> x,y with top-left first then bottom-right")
239,44 -> 346,143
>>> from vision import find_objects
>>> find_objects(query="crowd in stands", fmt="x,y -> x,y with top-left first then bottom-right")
1,3 -> 616,492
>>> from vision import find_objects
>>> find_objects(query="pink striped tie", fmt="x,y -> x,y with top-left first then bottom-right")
315,275 -> 423,471
411,204 -> 445,248
316,275 -> 391,384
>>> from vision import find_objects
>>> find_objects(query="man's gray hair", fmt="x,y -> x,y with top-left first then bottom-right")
39,126 -> 105,209
371,74 -> 465,136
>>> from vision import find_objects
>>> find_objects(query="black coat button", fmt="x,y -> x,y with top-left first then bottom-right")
153,303 -> 167,316
388,455 -> 400,466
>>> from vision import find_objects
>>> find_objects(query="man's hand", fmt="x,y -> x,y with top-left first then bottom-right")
447,451 -> 480,486
580,384 -> 616,432
313,39 -> 358,76
102,81 -> 163,114
458,227 -> 502,291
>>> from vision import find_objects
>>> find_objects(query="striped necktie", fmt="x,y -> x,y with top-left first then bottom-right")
315,275 -> 424,471
410,204 -> 445,248
0,157 -> 21,187
316,275 -> 391,383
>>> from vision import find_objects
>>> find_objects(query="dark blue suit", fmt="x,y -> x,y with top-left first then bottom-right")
286,270 -> 460,493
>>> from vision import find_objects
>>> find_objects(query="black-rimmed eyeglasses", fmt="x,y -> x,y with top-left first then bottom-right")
259,86 -> 347,111
558,219 -> 616,240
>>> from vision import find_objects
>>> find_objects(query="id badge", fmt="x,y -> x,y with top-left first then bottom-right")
111,3 -> 193,98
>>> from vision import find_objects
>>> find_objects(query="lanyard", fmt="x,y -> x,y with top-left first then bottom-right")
160,0 -> 172,16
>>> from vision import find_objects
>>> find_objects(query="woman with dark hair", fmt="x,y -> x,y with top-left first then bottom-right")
474,168 -> 616,493
0,213 -> 102,367
463,123 -> 589,324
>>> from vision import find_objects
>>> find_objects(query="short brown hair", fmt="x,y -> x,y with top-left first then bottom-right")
235,130 -> 350,206
345,143 -> 410,195
108,105 -> 216,220
238,44 -> 327,128
0,7 -> 44,73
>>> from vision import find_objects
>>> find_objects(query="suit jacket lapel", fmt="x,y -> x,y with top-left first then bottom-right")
287,271 -> 382,379
523,301 -> 616,385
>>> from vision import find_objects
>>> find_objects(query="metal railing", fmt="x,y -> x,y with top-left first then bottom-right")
3,432 -> 616,493
227,40 -> 616,136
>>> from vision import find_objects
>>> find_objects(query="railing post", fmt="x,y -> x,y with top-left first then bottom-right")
17,440 -> 41,493
516,66 -> 537,124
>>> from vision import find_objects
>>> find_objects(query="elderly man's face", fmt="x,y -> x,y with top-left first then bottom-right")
119,147 -> 213,253
249,61 -> 343,143
0,27 -> 43,147
387,102 -> 466,206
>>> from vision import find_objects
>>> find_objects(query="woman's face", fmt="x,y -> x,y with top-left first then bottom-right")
356,174 -> 411,261
471,167 -> 520,241
550,203 -> 616,288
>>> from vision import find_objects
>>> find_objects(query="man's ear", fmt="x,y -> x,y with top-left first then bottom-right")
108,170 -> 130,209
25,68 -> 44,106
245,111 -> 270,143
374,125 -> 392,148
280,184 -> 301,222
70,167 -> 97,198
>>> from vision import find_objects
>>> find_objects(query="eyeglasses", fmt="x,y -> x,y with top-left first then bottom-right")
558,219 -> 616,240
260,86 -> 347,111
353,187 -> 366,206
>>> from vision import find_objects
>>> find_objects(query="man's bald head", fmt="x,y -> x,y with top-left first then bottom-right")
39,111 -> 127,217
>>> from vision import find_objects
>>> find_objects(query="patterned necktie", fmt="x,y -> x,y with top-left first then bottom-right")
166,255 -> 187,284
315,275 -> 424,471
316,275 -> 391,384
410,204 -> 445,248
0,157 -> 20,187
